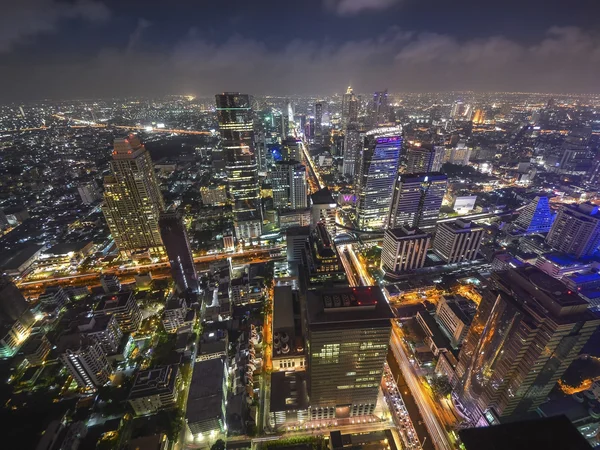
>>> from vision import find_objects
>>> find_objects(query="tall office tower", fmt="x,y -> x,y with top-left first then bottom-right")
341,86 -> 358,126
215,93 -> 260,212
342,124 -> 362,177
281,138 -> 302,162
370,90 -> 390,126
356,135 -> 402,230
254,130 -> 268,175
381,226 -> 431,273
159,208 -> 198,293
546,203 -> 600,258
388,173 -> 448,231
102,135 -> 165,256
513,196 -> 555,234
302,223 -> 346,288
60,335 -> 112,389
314,102 -> 323,144
78,182 -> 100,205
456,267 -> 600,421
443,142 -> 471,166
432,219 -> 484,263
306,287 -> 393,420
271,161 -> 308,210
0,276 -> 35,359
406,146 -> 445,173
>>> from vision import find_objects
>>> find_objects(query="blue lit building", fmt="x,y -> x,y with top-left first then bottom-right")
356,134 -> 402,230
513,196 -> 555,234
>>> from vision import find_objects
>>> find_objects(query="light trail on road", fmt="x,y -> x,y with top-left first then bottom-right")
390,323 -> 454,450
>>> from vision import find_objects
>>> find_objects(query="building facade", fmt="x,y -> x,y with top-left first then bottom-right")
381,226 -> 431,273
60,337 -> 112,390
406,146 -> 445,174
102,135 -> 165,256
456,267 -> 600,421
513,196 -> 555,234
356,135 -> 402,230
546,203 -> 600,258
432,219 -> 484,263
306,287 -> 393,420
388,173 -> 448,231
271,161 -> 308,210
159,208 -> 198,293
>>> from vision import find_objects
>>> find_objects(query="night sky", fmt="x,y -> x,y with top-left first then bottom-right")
1,0 -> 600,101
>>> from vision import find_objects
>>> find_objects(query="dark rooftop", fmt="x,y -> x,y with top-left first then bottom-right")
459,415 -> 592,450
307,287 -> 394,329
310,187 -> 335,205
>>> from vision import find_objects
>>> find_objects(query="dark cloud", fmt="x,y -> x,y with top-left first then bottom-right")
323,0 -> 404,16
2,26 -> 600,101
0,0 -> 110,53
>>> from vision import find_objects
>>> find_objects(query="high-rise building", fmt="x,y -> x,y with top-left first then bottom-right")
271,161 -> 308,210
78,182 -> 100,205
406,146 -> 445,173
432,219 -> 484,263
310,187 -> 337,236
457,267 -> 600,421
370,90 -> 390,126
0,276 -> 35,359
306,286 -> 393,420
281,138 -> 302,162
301,223 -> 346,288
388,173 -> 448,231
215,93 -> 260,213
546,203 -> 600,258
314,102 -> 323,144
341,86 -> 358,126
558,128 -> 592,174
513,196 -> 555,234
450,101 -> 464,118
342,124 -> 362,177
200,185 -> 227,207
60,335 -> 112,389
381,226 -> 431,273
443,142 -> 471,166
286,226 -> 310,263
102,135 -> 165,256
356,135 -> 402,230
159,208 -> 198,293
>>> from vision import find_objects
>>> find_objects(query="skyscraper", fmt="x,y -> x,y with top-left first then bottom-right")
314,102 -> 323,144
342,124 -> 362,177
159,208 -> 198,293
457,267 -> 600,421
341,86 -> 358,126
381,226 -> 431,273
356,134 -> 402,230
280,138 -> 302,162
306,286 -> 393,420
102,135 -> 165,256
513,196 -> 555,234
388,173 -> 448,231
0,276 -> 35,359
370,90 -> 390,126
215,93 -> 260,212
405,145 -> 445,173
271,161 -> 308,210
546,203 -> 600,258
432,219 -> 484,263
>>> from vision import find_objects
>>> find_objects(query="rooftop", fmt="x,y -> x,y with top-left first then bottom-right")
270,371 -> 308,413
96,292 -> 134,311
386,226 -> 430,240
185,357 -> 226,424
459,415 -> 592,450
310,187 -> 335,205
129,365 -> 179,400
307,286 -> 394,330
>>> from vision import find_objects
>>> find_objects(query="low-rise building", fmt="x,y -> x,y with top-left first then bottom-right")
416,311 -> 450,356
100,274 -> 121,294
185,356 -> 228,437
76,315 -> 123,354
18,333 -> 51,366
435,295 -> 475,346
128,365 -> 182,416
